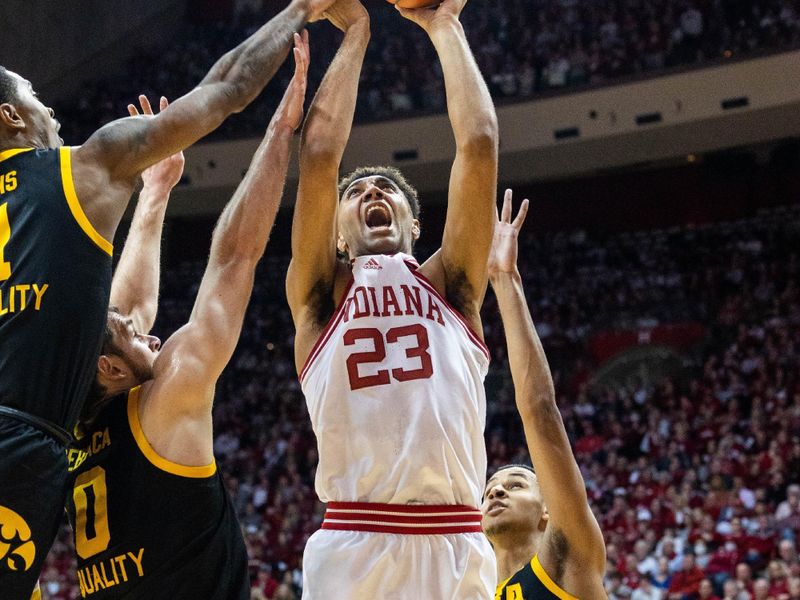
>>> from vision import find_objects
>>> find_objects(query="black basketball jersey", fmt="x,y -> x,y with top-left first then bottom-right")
495,555 -> 578,600
65,386 -> 249,599
0,147 -> 112,430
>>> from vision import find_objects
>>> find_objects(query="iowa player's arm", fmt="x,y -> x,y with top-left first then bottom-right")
135,35 -> 309,467
109,97 -> 185,334
286,0 -> 370,372
69,0 -> 335,247
398,0 -> 498,335
490,191 -> 606,597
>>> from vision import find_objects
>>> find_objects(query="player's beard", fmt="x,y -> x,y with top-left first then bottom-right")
482,521 -> 515,538
125,354 -> 155,384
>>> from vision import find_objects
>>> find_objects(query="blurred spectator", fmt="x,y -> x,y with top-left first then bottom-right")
777,484 -> 800,521
735,563 -> 755,597
788,577 -> 800,600
633,577 -> 665,600
698,578 -> 721,600
668,554 -> 705,599
752,578 -> 770,600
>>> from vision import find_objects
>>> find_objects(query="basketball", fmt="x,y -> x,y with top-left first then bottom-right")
386,0 -> 441,8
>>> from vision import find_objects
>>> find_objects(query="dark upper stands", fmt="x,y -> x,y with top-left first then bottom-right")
54,0 -> 800,144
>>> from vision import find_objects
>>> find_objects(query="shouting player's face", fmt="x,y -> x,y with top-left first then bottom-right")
337,175 -> 420,258
1,71 -> 62,148
481,467 -> 548,541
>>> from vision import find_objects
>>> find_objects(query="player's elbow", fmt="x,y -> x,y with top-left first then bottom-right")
516,387 -> 558,422
300,148 -> 338,168
300,133 -> 342,166
212,233 -> 263,272
457,119 -> 499,158
226,243 -> 264,268
219,81 -> 252,115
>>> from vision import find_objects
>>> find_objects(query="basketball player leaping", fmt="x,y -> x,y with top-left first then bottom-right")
286,0 -> 499,597
482,190 -> 607,600
64,34 -> 310,600
0,1 -> 335,597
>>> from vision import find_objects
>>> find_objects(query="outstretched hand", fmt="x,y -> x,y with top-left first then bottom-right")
394,0 -> 467,34
488,189 -> 529,279
128,96 -> 185,191
275,31 -> 310,132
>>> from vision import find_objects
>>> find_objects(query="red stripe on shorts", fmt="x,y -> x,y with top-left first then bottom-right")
321,502 -> 483,535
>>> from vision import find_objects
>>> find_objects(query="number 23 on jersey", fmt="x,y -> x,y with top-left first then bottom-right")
344,324 -> 434,391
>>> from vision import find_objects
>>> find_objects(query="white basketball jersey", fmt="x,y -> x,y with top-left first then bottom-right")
300,253 -> 489,507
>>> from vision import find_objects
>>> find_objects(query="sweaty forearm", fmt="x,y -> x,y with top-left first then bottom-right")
201,1 -> 311,113
301,21 -> 370,161
110,184 -> 169,332
212,123 -> 294,265
430,20 -> 497,150
490,271 -> 555,412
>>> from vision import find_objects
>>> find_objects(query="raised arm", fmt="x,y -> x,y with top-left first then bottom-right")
72,0 -> 336,244
489,191 -> 606,585
142,34 -> 310,463
286,0 -> 370,369
400,0 -> 498,325
109,97 -> 184,334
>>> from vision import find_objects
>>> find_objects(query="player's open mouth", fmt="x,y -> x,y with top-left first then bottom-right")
365,204 -> 393,229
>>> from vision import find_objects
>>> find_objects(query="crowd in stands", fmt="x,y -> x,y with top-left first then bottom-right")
55,0 -> 800,144
39,201 -> 800,599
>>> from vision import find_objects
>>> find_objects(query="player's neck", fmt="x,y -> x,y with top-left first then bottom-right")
493,530 -> 543,582
0,133 -> 39,152
103,379 -> 137,399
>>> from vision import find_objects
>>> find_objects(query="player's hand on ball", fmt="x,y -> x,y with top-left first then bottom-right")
323,0 -> 369,32
394,0 -> 468,34
276,31 -> 310,132
488,189 -> 529,279
129,96 -> 185,192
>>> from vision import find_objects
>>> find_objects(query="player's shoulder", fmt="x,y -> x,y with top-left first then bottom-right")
0,146 -> 62,169
415,249 -> 447,294
0,147 -> 35,163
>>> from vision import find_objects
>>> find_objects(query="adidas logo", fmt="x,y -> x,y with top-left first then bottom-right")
363,258 -> 383,270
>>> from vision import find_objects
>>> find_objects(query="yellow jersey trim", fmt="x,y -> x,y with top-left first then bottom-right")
0,148 -> 34,162
127,386 -> 217,478
59,147 -> 113,256
531,555 -> 579,600
495,574 -> 513,596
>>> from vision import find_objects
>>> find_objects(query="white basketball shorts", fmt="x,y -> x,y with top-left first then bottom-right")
301,502 -> 496,599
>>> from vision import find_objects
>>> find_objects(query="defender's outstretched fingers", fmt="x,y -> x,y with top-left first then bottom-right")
501,188 -> 513,223
136,95 -> 153,116
293,33 -> 308,78
512,198 -> 530,229
128,95 -> 161,118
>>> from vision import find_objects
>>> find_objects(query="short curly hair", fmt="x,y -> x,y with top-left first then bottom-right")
0,66 -> 18,105
338,165 -> 421,220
